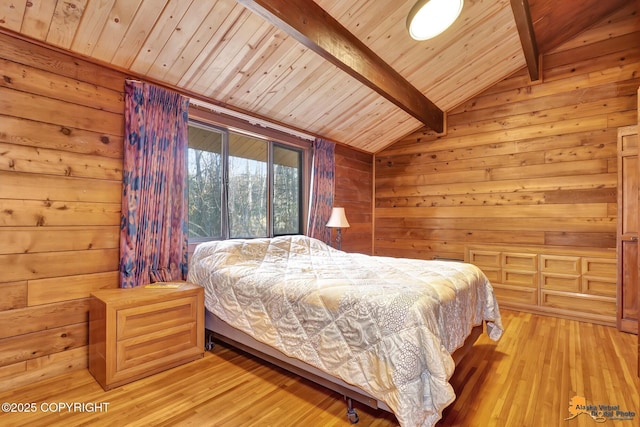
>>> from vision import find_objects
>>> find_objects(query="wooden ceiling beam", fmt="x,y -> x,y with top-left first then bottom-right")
236,0 -> 444,133
511,0 -> 540,81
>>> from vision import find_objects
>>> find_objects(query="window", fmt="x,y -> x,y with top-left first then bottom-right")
187,124 -> 223,239
187,121 -> 306,241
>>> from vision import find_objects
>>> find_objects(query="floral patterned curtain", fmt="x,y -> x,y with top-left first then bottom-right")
307,138 -> 335,244
120,80 -> 189,288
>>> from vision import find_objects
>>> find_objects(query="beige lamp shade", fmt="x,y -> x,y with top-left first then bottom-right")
326,207 -> 350,228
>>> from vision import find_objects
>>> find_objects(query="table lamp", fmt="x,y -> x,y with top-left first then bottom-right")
326,207 -> 350,250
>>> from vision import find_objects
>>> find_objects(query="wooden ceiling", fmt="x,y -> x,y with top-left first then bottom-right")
0,0 -> 632,153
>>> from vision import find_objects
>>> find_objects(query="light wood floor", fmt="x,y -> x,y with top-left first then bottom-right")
0,309 -> 638,427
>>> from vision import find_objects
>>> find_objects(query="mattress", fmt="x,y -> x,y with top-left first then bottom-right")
188,235 -> 503,427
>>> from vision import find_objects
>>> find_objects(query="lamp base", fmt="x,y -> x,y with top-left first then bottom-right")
335,228 -> 342,250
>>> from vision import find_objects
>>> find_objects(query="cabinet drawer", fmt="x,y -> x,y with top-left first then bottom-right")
502,270 -> 537,288
541,273 -> 580,292
468,250 -> 500,268
493,283 -> 537,305
582,277 -> 616,297
117,296 -> 199,340
541,291 -> 616,316
116,322 -> 199,374
477,267 -> 500,283
540,255 -> 580,275
582,258 -> 616,278
502,252 -> 537,270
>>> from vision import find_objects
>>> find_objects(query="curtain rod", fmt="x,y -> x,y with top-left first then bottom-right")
189,98 -> 315,142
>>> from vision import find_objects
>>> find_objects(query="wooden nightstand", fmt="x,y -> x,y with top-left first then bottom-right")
88,282 -> 204,391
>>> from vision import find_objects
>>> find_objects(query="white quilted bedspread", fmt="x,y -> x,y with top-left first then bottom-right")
188,235 -> 502,427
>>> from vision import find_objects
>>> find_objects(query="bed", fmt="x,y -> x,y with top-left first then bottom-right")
187,235 -> 503,427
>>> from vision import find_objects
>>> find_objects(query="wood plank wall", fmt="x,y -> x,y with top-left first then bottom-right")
374,3 -> 640,261
0,33 -> 125,391
334,144 -> 373,255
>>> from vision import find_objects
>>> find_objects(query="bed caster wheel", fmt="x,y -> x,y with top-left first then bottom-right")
347,408 -> 359,424
204,329 -> 215,351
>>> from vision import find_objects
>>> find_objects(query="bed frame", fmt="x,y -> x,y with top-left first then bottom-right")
205,310 -> 483,423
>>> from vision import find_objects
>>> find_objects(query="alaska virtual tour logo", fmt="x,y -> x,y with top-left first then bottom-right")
565,396 -> 636,423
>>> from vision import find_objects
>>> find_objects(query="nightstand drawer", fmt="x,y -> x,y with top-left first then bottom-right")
116,323 -> 200,374
117,296 -> 199,340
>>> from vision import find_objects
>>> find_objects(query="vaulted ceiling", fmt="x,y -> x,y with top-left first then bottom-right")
0,0 -> 632,153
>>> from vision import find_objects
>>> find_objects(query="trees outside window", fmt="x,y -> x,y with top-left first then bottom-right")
273,145 -> 302,235
187,124 -> 223,239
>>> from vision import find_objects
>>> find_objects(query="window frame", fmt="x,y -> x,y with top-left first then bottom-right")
187,107 -> 312,246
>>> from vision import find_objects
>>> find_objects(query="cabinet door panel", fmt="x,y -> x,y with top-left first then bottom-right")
621,240 -> 638,329
621,155 -> 638,234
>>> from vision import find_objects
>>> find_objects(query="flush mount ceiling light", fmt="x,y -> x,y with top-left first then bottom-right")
407,0 -> 464,41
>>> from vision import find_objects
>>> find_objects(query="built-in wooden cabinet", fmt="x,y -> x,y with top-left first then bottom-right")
466,245 -> 617,326
617,125 -> 639,334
